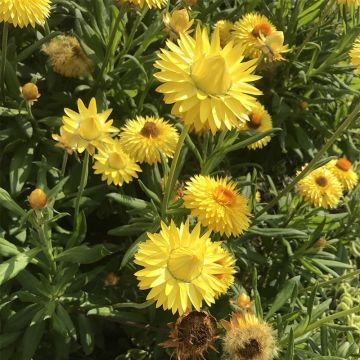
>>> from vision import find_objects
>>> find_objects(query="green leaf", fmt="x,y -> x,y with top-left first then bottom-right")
56,244 -> 112,264
249,227 -> 308,238
107,193 -> 148,209
266,276 -> 301,320
78,314 -> 95,355
0,188 -> 26,217
56,304 -> 77,340
21,319 -> 45,360
0,238 -> 20,257
0,248 -> 40,286
0,107 -> 27,117
0,332 -> 22,350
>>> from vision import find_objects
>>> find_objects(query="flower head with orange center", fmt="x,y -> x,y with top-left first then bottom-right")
0,0 -> 51,28
62,98 -> 118,154
221,310 -> 278,360
232,13 -> 276,58
258,31 -> 289,61
183,175 -> 251,237
241,102 -> 273,149
93,139 -> 141,186
296,166 -> 343,208
350,36 -> 360,70
325,158 -> 358,191
163,9 -> 193,40
154,25 -> 262,134
119,116 -> 179,164
134,220 -> 236,315
214,20 -> 234,47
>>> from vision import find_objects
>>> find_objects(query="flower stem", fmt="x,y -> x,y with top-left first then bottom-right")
0,22 -> 9,100
61,151 -> 69,177
74,150 -> 89,221
161,124 -> 190,220
254,103 -> 360,220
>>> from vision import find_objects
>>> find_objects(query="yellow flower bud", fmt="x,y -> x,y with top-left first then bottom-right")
237,293 -> 252,309
21,83 -> 40,103
28,188 -> 48,210
163,9 -> 193,40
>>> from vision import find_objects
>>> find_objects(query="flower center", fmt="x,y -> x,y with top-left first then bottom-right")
336,158 -> 352,171
191,55 -> 232,95
79,116 -> 102,141
236,338 -> 262,359
252,23 -> 272,38
213,186 -> 236,206
248,111 -> 263,129
108,152 -> 126,170
315,176 -> 328,187
168,247 -> 204,282
140,121 -> 160,138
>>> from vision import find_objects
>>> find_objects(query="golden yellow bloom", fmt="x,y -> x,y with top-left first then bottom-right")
62,98 -> 118,154
119,116 -> 179,165
325,158 -> 358,191
28,188 -> 47,209
237,293 -> 252,309
93,139 -> 141,186
350,36 -> 360,70
126,0 -> 167,9
0,0 -> 51,28
163,9 -> 193,40
214,20 -> 234,47
259,31 -> 289,61
338,0 -> 360,5
241,102 -> 273,150
52,127 -> 78,155
161,311 -> 217,359
183,175 -> 251,237
222,311 -> 278,360
20,83 -> 40,104
233,13 -> 276,58
296,166 -> 343,208
134,220 -> 236,315
154,26 -> 262,134
42,36 -> 93,78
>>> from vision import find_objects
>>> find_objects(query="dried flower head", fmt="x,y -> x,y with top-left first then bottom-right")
43,36 -> 93,78
28,188 -> 48,210
20,83 -> 40,104
161,311 -> 217,359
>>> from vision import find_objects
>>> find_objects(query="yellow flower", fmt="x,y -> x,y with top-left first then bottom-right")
154,26 -> 262,134
214,20 -> 234,47
20,82 -> 40,104
259,31 -> 289,62
93,139 -> 141,186
232,13 -> 276,58
163,9 -> 193,40
241,102 -> 272,150
28,188 -> 48,209
119,116 -> 179,165
62,98 -> 118,154
42,36 -> 93,78
296,166 -> 343,208
126,0 -> 167,8
350,36 -> 360,70
161,311 -> 217,360
183,175 -> 251,237
0,0 -> 51,28
52,127 -> 78,155
134,220 -> 236,315
325,158 -> 358,191
255,191 -> 261,203
221,311 -> 278,360
338,0 -> 360,5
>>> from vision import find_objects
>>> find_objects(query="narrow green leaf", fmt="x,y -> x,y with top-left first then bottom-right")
78,314 -> 94,355
0,238 -> 20,257
56,244 -> 112,264
0,188 -> 26,217
107,193 -> 148,209
21,319 -> 45,360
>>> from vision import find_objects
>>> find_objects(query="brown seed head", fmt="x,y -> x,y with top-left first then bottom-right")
315,176 -> 328,187
248,111 -> 263,129
28,188 -> 47,210
140,121 -> 160,138
237,338 -> 262,359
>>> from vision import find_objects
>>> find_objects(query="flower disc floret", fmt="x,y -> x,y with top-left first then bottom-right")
134,220 -> 236,315
183,175 -> 251,237
154,26 -> 262,134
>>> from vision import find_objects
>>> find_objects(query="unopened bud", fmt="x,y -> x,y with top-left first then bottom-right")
21,83 -> 40,102
104,272 -> 119,286
28,188 -> 47,209
237,293 -> 252,309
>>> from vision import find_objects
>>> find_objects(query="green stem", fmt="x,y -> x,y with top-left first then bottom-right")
0,22 -> 9,100
161,124 -> 190,219
92,8 -> 125,91
61,151 -> 69,177
26,101 -> 40,137
74,151 -> 89,221
254,103 -> 360,220
44,21 -> 51,36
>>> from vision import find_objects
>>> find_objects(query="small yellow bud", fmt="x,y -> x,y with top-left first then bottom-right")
237,293 -> 252,309
21,83 -> 40,103
104,272 -> 120,286
163,9 -> 193,40
313,238 -> 327,250
28,188 -> 48,209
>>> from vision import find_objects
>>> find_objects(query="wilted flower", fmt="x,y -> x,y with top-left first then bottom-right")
163,9 -> 193,40
42,36 -> 93,78
28,188 -> 48,210
20,83 -> 40,104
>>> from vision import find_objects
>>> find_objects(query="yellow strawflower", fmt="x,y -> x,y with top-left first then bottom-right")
62,98 -> 118,154
241,102 -> 273,150
134,220 -> 236,315
296,166 -> 343,208
183,175 -> 251,237
154,26 -> 262,134
42,36 -> 93,78
52,127 -> 78,155
93,139 -> 141,186
214,20 -> 234,47
163,9 -> 193,40
325,158 -> 358,191
126,0 -> 167,8
259,31 -> 289,61
232,13 -> 276,58
350,36 -> 360,70
221,311 -> 278,360
338,0 -> 360,5
0,0 -> 51,28
119,116 -> 179,165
